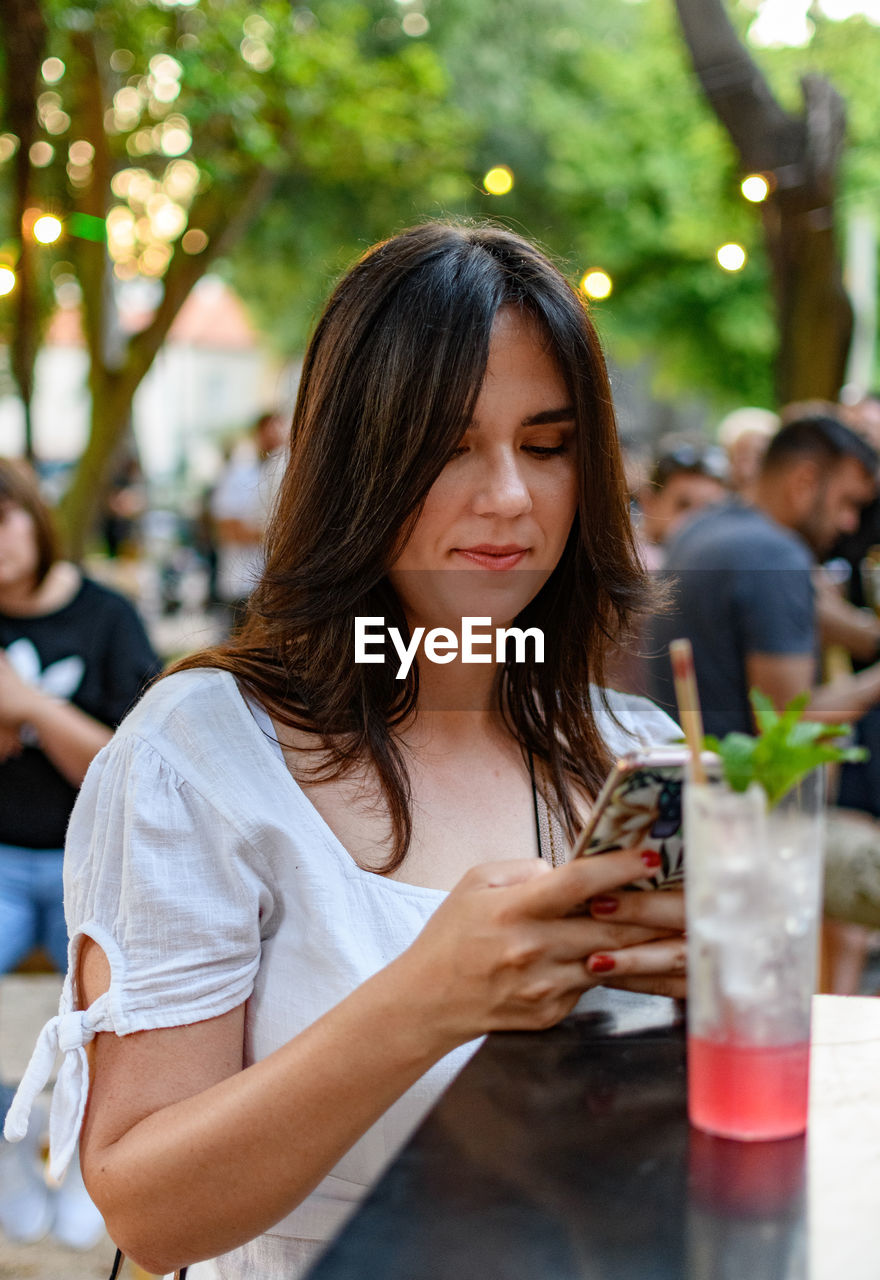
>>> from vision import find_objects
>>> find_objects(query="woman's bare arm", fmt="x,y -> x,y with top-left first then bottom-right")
0,654 -> 111,785
77,845 -> 685,1274
79,941 -> 446,1274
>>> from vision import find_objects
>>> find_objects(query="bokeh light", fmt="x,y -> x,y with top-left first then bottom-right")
149,53 -> 184,100
140,243 -> 173,276
716,242 -> 747,272
44,110 -> 70,135
113,260 -> 139,281
244,15 -> 273,39
69,140 -> 95,166
159,117 -> 192,157
241,37 -> 274,69
149,197 -> 187,241
0,267 -> 15,297
33,215 -> 63,245
402,12 -> 430,35
580,269 -> 613,300
106,206 -> 137,260
29,141 -> 54,167
181,228 -> 209,254
163,159 -> 200,200
41,58 -> 65,83
483,165 -> 514,195
741,174 -> 770,203
110,49 -> 135,73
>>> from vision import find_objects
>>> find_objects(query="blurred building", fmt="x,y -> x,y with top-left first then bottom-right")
0,276 -> 294,488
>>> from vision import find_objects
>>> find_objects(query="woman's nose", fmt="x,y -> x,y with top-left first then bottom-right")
471,451 -> 532,517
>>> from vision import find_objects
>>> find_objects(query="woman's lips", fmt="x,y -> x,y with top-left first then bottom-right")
454,546 -> 528,570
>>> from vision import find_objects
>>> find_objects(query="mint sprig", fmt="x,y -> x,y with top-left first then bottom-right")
703,689 -> 868,808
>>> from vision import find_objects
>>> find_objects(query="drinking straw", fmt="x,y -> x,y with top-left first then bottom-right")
669,638 -> 706,785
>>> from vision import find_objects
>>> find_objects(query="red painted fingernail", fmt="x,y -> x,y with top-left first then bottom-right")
590,896 -> 619,914
588,954 -> 616,973
641,850 -> 662,869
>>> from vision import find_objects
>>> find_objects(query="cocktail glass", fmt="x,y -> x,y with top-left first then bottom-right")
684,769 -> 825,1141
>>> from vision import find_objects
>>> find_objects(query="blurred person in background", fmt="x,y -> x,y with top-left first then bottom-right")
634,437 -> 729,571
647,415 -> 880,992
827,392 -> 880,616
210,411 -> 287,632
648,413 -> 880,734
617,432 -> 651,509
101,454 -> 147,560
717,406 -> 778,502
774,396 -> 880,670
810,393 -> 880,815
606,437 -> 729,695
818,393 -> 880,990
0,458 -> 160,1250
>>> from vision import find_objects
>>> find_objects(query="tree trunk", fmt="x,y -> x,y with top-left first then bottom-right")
1,0 -> 47,462
673,0 -> 852,406
57,167 -> 276,558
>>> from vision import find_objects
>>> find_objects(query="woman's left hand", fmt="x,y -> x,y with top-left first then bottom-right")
584,887 -> 686,998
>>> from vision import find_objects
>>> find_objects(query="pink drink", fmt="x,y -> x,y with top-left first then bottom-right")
688,1036 -> 810,1141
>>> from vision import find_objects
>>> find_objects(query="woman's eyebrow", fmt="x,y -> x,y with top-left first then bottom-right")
466,406 -> 576,431
522,407 -> 576,426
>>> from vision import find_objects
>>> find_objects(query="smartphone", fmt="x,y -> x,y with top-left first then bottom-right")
570,747 -> 719,890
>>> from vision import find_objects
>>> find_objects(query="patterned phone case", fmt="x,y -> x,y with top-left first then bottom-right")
583,760 -> 687,890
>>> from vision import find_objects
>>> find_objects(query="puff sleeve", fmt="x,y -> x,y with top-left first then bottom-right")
5,728 -> 276,1180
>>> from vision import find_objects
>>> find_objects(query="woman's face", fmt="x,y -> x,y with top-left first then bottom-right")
388,306 -> 579,632
0,501 -> 40,595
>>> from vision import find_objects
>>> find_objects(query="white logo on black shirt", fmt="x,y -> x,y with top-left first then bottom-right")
4,638 -> 85,699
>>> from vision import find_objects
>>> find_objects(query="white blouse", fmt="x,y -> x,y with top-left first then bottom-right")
5,668 -> 679,1279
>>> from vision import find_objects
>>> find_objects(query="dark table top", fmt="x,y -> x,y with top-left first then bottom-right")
305,996 -> 807,1280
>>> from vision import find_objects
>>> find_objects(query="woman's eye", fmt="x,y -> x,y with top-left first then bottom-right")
447,444 -> 469,460
525,443 -> 568,457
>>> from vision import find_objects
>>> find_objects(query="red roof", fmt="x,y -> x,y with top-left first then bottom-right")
44,277 -> 260,351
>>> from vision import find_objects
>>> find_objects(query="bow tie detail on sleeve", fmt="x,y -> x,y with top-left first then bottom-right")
4,994 -> 109,1182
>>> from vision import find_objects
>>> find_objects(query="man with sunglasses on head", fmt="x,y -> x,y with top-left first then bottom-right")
648,412 -> 880,737
634,437 -> 730,571
607,438 -> 729,697
648,412 -> 880,992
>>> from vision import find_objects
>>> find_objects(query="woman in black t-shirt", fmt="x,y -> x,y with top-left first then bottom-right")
0,459 -> 160,974
0,458 -> 159,1248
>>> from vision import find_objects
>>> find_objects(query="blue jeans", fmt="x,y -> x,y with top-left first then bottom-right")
0,843 -> 68,975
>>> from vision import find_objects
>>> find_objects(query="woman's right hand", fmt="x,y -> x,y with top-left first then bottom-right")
392,846 -> 686,1051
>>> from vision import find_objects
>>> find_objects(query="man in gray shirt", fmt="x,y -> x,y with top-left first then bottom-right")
648,414 -> 880,736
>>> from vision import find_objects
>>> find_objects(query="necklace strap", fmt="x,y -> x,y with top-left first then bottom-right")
529,755 -> 569,868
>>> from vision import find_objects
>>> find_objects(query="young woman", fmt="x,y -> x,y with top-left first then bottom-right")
0,458 -> 160,972
7,223 -> 685,1278
0,457 -> 159,1245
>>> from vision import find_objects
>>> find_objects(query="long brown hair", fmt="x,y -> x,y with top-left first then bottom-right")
173,222 -> 649,870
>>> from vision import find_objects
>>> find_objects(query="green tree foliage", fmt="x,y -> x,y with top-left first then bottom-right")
0,0 -> 466,551
232,0 -> 785,407
4,0 -> 880,527
388,0 -> 780,407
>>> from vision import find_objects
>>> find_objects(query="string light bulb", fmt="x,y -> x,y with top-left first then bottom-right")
741,174 -> 770,203
716,243 -> 747,272
580,269 -> 613,300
